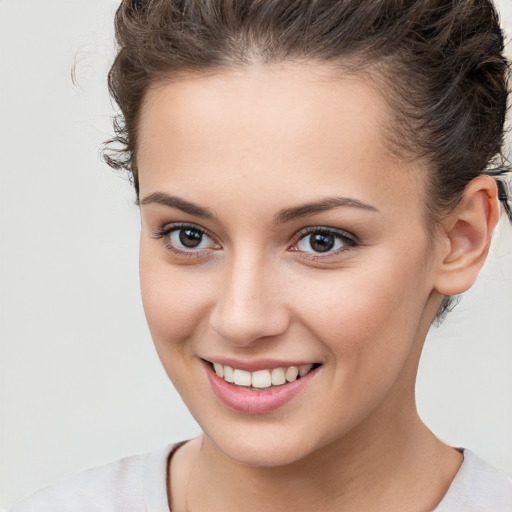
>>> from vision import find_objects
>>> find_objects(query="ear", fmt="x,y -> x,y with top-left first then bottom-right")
434,175 -> 500,296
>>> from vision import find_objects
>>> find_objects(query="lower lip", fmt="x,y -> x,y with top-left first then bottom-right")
204,362 -> 319,414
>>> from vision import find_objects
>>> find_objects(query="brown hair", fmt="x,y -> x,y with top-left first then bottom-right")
105,0 -> 511,227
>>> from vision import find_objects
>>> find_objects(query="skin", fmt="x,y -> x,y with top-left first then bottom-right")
136,63 -> 499,511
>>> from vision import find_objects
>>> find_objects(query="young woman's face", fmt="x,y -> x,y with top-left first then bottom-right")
137,64 -> 444,466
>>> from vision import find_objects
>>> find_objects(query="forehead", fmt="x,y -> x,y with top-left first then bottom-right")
136,63 -> 425,220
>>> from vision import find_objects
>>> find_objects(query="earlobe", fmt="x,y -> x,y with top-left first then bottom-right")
434,175 -> 500,296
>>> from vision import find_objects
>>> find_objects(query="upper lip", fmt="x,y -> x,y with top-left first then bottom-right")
202,357 -> 320,372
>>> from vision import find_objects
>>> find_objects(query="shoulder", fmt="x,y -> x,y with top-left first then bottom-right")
9,444 -> 177,512
435,449 -> 512,512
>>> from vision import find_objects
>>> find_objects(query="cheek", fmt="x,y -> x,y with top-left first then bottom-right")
297,248 -> 432,366
293,260 -> 431,428
139,244 -> 212,351
139,254 -> 216,402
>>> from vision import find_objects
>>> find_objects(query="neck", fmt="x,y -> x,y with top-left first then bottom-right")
179,407 -> 461,512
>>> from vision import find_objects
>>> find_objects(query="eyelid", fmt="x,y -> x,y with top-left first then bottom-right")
293,225 -> 358,243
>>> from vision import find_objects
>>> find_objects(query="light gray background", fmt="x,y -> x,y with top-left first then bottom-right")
1,0 -> 511,508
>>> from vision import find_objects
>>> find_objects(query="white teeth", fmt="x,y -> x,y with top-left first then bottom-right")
285,366 -> 299,382
223,365 -> 234,383
212,362 -> 317,388
233,369 -> 252,387
299,364 -> 313,377
213,362 -> 224,378
271,367 -> 286,386
252,370 -> 272,389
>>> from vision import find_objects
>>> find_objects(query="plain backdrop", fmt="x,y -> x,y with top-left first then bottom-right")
1,0 -> 512,508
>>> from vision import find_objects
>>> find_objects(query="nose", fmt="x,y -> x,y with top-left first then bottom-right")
209,254 -> 291,347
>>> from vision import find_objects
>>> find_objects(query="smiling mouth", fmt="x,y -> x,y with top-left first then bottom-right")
206,361 -> 321,389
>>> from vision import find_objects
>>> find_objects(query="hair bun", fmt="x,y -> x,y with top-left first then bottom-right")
129,0 -> 149,11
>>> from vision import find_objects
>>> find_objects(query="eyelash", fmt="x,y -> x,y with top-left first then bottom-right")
151,223 -> 358,259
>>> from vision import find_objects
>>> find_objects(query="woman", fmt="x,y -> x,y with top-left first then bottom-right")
11,0 -> 512,510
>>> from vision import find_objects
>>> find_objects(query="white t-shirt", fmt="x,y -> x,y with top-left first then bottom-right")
10,444 -> 512,511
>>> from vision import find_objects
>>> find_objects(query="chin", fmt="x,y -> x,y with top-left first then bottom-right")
199,419 -> 335,468
217,436 -> 312,468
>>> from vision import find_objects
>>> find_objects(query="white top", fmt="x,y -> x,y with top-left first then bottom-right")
10,444 -> 512,511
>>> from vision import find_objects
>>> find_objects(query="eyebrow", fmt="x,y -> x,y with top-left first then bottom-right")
274,196 -> 379,223
140,192 -> 216,220
140,192 -> 379,223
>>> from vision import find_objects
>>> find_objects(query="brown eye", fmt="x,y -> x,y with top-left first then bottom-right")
161,224 -> 219,254
308,233 -> 335,252
178,228 -> 203,248
294,228 -> 356,255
